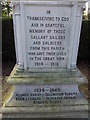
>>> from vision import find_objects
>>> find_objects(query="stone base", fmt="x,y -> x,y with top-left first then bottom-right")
2,65 -> 88,118
2,106 -> 88,118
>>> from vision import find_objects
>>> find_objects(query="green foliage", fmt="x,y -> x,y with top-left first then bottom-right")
1,0 -> 12,17
2,18 -> 89,62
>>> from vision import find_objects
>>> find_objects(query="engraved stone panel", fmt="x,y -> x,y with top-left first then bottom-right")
24,5 -> 72,69
6,84 -> 87,107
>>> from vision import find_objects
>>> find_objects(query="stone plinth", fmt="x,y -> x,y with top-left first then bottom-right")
2,0 -> 88,118
2,65 -> 88,118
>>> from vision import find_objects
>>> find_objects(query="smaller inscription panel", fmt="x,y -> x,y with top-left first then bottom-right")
7,84 -> 84,107
24,4 -> 72,69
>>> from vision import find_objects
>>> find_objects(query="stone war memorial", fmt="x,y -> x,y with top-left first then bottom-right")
2,0 -> 88,118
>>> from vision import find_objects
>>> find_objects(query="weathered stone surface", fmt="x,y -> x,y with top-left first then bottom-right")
2,65 -> 88,118
2,0 -> 88,118
7,65 -> 88,85
2,105 -> 88,118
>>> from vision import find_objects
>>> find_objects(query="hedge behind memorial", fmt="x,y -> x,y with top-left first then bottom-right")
2,17 -> 15,62
2,18 -> 89,62
78,20 -> 89,62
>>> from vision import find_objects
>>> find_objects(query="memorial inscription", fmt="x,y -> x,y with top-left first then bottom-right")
3,1 -> 88,118
8,84 -> 83,106
25,5 -> 71,69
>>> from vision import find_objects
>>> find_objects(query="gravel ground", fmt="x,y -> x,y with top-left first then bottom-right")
78,61 -> 89,80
